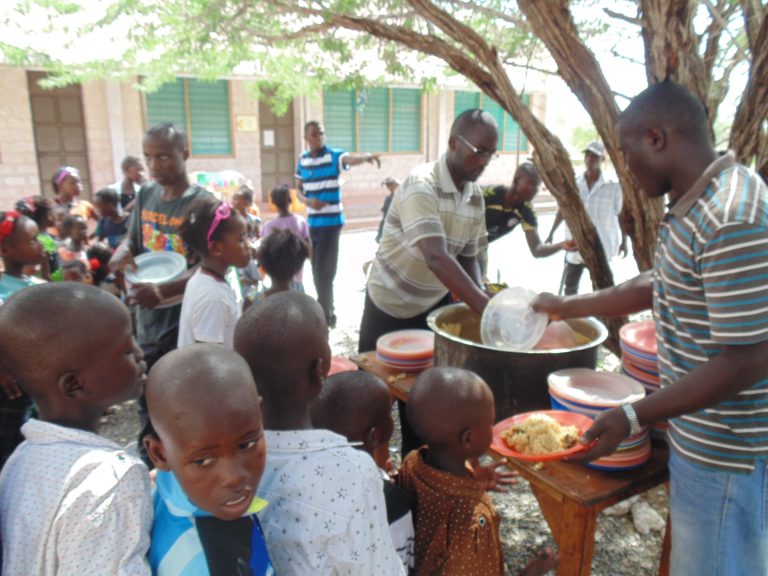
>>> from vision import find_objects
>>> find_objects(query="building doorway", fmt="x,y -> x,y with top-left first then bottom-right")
27,71 -> 91,198
258,98 -> 295,202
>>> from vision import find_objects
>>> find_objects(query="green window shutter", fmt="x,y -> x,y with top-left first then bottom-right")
391,88 -> 421,152
146,79 -> 188,134
188,80 -> 232,156
481,97 -> 505,146
503,94 -> 529,152
454,91 -> 481,117
358,88 -> 389,153
323,89 -> 357,152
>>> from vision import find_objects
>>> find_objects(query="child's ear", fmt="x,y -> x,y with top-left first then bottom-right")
459,427 -> 472,449
143,435 -> 171,471
208,240 -> 222,257
363,426 -> 379,454
308,357 -> 325,400
57,371 -> 85,399
646,127 -> 667,151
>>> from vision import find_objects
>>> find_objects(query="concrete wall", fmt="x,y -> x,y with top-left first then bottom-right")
290,86 -> 541,216
81,81 -> 115,194
0,66 -> 546,216
0,68 -> 40,210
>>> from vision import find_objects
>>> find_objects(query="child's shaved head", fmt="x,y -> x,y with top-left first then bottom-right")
145,344 -> 259,433
311,371 -> 393,446
234,292 -> 330,405
0,283 -> 129,398
144,344 -> 266,521
407,367 -> 494,450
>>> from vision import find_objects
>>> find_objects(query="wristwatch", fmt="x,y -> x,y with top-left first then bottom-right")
621,403 -> 642,436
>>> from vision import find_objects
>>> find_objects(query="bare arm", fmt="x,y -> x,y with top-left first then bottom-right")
417,236 -> 489,316
457,253 -> 482,286
108,236 -> 137,274
533,270 -> 654,319
576,340 -> 768,461
344,153 -> 381,168
294,178 -> 327,211
618,216 -> 629,258
525,229 -> 574,258
545,210 -> 564,244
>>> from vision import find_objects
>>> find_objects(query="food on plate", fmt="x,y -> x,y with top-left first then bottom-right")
501,413 -> 580,455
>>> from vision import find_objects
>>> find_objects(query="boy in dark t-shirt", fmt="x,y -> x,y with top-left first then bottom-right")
109,124 -> 209,369
481,163 -> 573,281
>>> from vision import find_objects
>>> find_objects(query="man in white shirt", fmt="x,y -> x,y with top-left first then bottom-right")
547,140 -> 627,294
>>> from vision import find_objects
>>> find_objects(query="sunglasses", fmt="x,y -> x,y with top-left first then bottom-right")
456,134 -> 498,161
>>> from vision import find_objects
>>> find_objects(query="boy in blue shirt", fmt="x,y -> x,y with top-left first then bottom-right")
143,344 -> 273,575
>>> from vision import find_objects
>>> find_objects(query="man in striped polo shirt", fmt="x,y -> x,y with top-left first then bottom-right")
295,121 -> 381,328
358,109 -> 495,455
534,81 -> 768,574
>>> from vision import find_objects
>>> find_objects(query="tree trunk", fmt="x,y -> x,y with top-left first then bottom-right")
730,11 -> 768,180
639,0 -> 710,108
518,0 -> 664,284
517,0 -> 670,353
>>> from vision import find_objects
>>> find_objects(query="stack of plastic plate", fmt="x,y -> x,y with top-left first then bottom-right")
619,320 -> 668,439
548,368 -> 651,471
619,320 -> 660,394
376,329 -> 434,372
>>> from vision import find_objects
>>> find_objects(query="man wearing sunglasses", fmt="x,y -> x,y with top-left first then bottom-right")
358,109 -> 496,454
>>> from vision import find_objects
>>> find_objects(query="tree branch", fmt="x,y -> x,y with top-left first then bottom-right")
701,0 -> 750,62
603,8 -> 640,26
443,0 -> 526,27
501,59 -> 558,76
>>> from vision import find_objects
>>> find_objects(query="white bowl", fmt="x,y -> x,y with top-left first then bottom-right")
480,287 -> 548,351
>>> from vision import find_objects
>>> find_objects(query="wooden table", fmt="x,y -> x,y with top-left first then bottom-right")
496,444 -> 669,576
353,351 -> 670,576
352,351 -> 425,402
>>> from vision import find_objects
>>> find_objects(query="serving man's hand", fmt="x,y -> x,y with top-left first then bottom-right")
567,407 -> 630,462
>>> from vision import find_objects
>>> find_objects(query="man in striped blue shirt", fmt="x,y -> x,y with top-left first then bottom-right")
534,81 -> 768,575
295,121 -> 381,328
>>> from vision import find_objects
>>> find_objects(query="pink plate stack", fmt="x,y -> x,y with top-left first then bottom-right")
619,320 -> 668,439
619,320 -> 659,394
376,329 -> 435,372
548,368 -> 651,471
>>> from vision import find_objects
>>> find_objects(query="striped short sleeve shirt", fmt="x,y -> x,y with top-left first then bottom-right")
295,146 -> 348,228
367,155 -> 487,318
654,151 -> 768,472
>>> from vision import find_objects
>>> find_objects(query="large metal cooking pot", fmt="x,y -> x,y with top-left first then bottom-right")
426,303 -> 608,422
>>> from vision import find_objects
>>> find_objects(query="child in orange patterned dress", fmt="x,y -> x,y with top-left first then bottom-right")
397,367 -> 559,576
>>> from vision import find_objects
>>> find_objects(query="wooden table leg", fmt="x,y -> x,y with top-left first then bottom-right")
556,499 -> 597,576
529,484 -> 597,576
658,512 -> 671,576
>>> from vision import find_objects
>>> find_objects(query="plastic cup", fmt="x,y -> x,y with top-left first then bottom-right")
480,286 -> 548,351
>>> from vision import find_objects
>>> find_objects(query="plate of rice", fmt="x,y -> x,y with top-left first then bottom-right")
491,410 -> 594,461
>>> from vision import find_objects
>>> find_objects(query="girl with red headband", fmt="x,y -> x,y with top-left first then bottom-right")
176,195 -> 251,349
0,211 -> 45,303
0,210 -> 45,468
